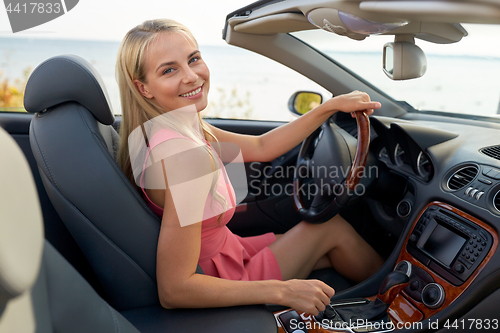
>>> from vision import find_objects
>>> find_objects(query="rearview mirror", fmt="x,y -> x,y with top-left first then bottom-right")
288,91 -> 323,116
383,35 -> 427,80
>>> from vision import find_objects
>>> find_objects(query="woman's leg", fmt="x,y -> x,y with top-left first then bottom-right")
268,214 -> 384,283
274,234 -> 332,271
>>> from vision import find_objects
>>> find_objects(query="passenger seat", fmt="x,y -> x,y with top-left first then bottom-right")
0,126 -> 139,333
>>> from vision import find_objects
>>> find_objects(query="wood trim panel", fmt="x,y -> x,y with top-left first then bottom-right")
275,201 -> 497,331
393,201 -> 498,320
388,294 -> 424,324
346,111 -> 370,190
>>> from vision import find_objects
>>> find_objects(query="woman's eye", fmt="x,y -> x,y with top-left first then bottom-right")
163,68 -> 174,75
189,56 -> 200,64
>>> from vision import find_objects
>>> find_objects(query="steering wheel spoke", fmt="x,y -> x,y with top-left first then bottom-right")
296,157 -> 313,178
311,187 -> 330,207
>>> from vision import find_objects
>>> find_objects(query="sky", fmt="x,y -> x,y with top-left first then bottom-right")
1,0 -> 499,55
0,0 -> 252,44
1,0 -> 499,117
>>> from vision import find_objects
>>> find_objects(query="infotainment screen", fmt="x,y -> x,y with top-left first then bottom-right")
422,224 -> 467,267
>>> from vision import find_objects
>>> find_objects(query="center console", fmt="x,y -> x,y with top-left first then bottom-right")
407,205 -> 493,286
274,201 -> 498,333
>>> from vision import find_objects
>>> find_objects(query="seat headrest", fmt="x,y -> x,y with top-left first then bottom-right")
0,127 -> 44,301
24,54 -> 115,125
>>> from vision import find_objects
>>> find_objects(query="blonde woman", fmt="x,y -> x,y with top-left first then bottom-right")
116,19 -> 384,315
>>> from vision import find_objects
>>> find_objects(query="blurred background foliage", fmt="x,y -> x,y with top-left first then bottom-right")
0,67 -> 31,112
205,86 -> 254,119
0,70 -> 256,117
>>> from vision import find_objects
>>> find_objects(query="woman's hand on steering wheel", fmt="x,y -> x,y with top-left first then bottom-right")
293,91 -> 381,224
321,90 -> 381,117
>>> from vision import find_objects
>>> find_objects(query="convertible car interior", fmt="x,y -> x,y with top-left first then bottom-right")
1,0 -> 500,332
0,126 -> 139,333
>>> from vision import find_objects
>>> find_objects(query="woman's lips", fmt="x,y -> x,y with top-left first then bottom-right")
180,85 -> 203,99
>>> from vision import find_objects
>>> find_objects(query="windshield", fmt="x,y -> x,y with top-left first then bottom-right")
292,24 -> 500,117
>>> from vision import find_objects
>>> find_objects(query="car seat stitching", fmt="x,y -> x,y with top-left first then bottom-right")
30,120 -> 59,189
106,303 -> 120,333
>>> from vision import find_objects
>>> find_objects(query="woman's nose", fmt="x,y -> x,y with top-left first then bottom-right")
182,66 -> 198,84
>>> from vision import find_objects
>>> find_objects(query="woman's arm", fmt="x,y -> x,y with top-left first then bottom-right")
206,91 -> 381,162
155,140 -> 335,314
157,187 -> 335,314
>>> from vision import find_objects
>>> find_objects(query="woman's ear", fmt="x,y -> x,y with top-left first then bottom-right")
133,79 -> 153,99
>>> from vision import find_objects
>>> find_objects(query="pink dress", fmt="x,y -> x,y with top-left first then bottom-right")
140,128 -> 282,281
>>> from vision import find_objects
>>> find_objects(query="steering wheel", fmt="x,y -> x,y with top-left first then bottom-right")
293,111 -> 371,223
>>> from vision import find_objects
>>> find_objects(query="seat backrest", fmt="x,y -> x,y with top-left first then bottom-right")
24,55 -> 164,310
0,126 -> 139,333
0,122 -> 44,332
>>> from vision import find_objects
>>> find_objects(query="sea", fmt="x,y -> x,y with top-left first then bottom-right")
1,37 -> 499,121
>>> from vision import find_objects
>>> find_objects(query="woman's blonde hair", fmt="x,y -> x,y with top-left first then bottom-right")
116,19 -> 227,220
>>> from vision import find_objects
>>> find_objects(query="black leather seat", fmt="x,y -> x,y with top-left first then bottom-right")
23,55 -> 277,332
25,55 -> 162,311
0,126 -> 139,333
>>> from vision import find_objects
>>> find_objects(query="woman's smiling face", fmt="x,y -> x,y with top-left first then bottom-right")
135,31 -> 210,112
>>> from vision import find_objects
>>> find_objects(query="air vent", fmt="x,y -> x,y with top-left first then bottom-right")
480,145 -> 500,161
447,166 -> 478,191
494,191 -> 500,213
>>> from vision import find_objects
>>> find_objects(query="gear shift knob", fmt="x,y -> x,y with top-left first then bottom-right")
320,262 -> 413,324
333,271 -> 409,323
377,271 -> 410,305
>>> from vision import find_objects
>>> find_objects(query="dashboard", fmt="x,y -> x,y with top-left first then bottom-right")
372,117 -> 438,183
368,116 -> 500,220
367,115 -> 500,321
274,115 -> 500,333
370,116 -> 457,184
379,143 -> 433,181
